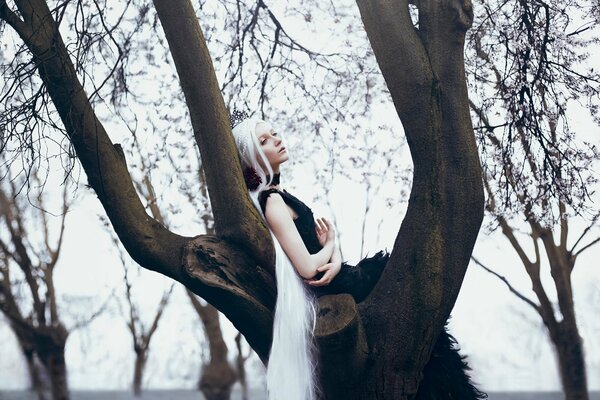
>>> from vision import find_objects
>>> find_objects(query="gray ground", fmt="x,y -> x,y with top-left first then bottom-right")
1,390 -> 599,400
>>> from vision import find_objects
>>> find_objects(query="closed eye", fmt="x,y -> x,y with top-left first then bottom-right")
260,132 -> 277,144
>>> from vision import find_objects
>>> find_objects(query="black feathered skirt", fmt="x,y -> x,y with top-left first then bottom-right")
308,250 -> 488,400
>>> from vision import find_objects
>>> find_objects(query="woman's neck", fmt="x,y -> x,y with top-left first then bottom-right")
269,172 -> 281,188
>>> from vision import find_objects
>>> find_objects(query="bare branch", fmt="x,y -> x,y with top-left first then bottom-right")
70,289 -> 116,331
144,282 -> 175,343
122,263 -> 139,340
570,210 -> 600,255
573,236 -> 600,259
483,174 -> 536,271
0,1 -> 30,38
471,256 -> 541,313
44,267 -> 58,324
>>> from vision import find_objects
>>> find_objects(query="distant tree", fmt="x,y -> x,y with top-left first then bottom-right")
118,257 -> 174,397
233,332 -> 251,400
0,173 -> 70,400
187,291 -> 237,400
467,1 -> 600,399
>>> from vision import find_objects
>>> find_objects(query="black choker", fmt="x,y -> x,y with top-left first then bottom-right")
271,173 -> 281,186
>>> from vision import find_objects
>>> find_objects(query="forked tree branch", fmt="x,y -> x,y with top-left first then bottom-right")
0,1 -> 30,37
471,256 -> 541,313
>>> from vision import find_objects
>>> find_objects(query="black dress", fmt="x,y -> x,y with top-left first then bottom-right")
259,187 -> 389,302
259,187 -> 488,399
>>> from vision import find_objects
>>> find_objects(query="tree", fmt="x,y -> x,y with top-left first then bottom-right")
187,291 -> 237,400
119,259 -> 174,397
233,332 -> 251,400
0,174 -> 70,400
0,0 -> 484,398
467,1 -> 600,399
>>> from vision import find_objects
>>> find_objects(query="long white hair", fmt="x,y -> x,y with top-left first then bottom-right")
232,117 -> 319,400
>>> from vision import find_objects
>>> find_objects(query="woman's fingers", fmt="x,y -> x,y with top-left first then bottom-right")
319,218 -> 327,232
315,217 -> 335,232
308,272 -> 332,286
317,263 -> 331,272
323,217 -> 334,232
308,264 -> 334,286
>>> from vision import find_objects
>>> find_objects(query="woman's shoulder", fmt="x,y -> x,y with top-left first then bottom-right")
258,187 -> 285,213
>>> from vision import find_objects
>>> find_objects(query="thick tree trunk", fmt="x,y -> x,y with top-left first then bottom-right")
546,255 -> 589,400
37,330 -> 69,400
355,1 -> 482,397
23,350 -> 49,400
11,323 -> 64,400
12,327 -> 49,400
132,350 -> 148,397
550,324 -> 589,400
541,230 -> 590,400
6,0 -> 189,283
199,359 -> 237,400
151,0 -> 274,269
42,351 -> 69,400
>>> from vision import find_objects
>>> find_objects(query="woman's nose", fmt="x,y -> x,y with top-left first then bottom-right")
274,136 -> 282,146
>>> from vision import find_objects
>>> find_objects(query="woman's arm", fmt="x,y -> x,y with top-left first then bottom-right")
306,228 -> 342,287
330,245 -> 342,265
264,193 -> 335,279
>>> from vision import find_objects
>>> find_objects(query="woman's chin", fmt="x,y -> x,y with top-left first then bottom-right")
277,155 -> 290,165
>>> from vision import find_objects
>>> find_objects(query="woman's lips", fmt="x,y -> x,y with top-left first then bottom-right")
279,147 -> 286,153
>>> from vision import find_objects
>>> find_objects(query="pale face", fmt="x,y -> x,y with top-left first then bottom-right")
255,121 -> 289,173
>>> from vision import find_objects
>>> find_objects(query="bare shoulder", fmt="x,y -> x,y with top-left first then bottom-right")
264,191 -> 287,215
263,193 -> 295,226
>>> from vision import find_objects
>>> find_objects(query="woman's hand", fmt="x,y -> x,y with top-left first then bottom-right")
315,217 -> 335,247
304,261 -> 342,287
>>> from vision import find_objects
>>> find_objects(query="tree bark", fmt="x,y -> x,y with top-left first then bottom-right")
132,349 -> 148,397
2,0 -> 276,361
355,1 -> 482,397
22,350 -> 48,400
44,352 -> 69,400
543,232 -> 589,400
151,0 -> 274,269
36,325 -> 69,400
12,326 -> 49,400
8,0 -> 189,282
315,294 -> 368,399
550,323 -> 589,400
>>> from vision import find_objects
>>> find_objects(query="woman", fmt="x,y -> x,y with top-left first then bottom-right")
231,114 -> 487,400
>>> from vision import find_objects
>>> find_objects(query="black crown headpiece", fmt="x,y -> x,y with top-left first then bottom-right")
229,109 -> 249,129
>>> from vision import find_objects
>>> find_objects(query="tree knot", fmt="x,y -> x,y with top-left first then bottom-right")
455,0 -> 474,31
